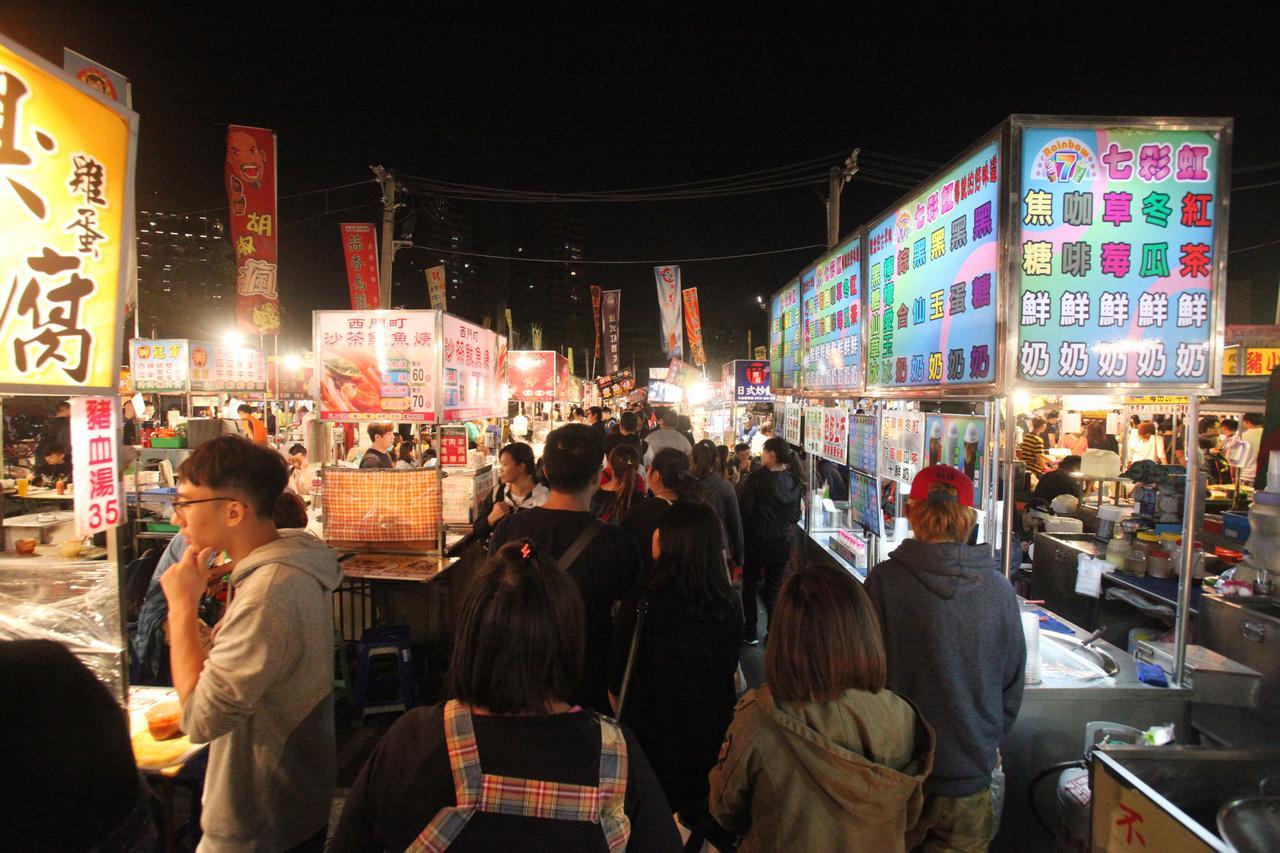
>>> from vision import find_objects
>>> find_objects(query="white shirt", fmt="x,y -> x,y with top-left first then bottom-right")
643,428 -> 692,465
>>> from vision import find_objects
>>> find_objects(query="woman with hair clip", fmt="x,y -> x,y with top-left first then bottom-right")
692,440 -> 745,570
865,466 -> 1025,851
332,540 -> 681,852
622,447 -> 705,577
738,436 -> 804,645
591,443 -> 644,523
608,502 -> 743,833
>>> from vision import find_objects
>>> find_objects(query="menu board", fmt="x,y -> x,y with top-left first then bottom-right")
130,340 -> 189,393
805,407 -> 849,464
439,426 -> 468,467
803,234 -> 864,391
313,309 -> 437,422
268,354 -> 313,400
769,278 -> 801,391
1016,124 -> 1226,389
509,351 -> 556,400
443,314 -> 507,421
849,470 -> 884,537
923,414 -> 986,507
781,400 -> 803,446
849,414 -> 878,476
188,341 -> 267,393
867,139 -> 1000,391
880,410 -> 925,486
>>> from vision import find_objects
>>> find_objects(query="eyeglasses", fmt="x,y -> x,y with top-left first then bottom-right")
171,496 -> 238,516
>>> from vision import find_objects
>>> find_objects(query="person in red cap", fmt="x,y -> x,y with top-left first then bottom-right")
864,465 -> 1025,851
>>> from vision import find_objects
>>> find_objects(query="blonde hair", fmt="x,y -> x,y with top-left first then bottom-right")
906,482 -> 976,543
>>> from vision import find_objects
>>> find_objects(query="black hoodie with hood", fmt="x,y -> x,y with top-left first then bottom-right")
864,539 -> 1025,798
738,466 -> 804,562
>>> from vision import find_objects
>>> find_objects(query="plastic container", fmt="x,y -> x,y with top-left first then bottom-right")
1147,549 -> 1174,579
1124,548 -> 1149,576
149,437 -> 186,449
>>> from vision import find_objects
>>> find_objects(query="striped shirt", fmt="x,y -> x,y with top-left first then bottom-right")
1020,433 -> 1048,475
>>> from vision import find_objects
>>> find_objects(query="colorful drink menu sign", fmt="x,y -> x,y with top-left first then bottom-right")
867,140 -> 1000,390
769,277 -> 801,391
1016,124 -> 1226,388
803,234 -> 863,391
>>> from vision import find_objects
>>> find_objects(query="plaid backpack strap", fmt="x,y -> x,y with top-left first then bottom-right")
407,701 -> 483,852
597,715 -> 631,853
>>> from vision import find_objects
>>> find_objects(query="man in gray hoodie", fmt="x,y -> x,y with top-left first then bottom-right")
162,436 -> 343,852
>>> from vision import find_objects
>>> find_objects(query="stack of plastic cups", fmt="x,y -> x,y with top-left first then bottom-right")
1022,610 -> 1042,685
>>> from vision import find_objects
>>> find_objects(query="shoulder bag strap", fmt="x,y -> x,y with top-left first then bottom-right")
556,519 -> 605,572
614,598 -> 648,721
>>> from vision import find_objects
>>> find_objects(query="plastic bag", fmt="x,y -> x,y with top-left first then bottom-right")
1074,552 -> 1115,598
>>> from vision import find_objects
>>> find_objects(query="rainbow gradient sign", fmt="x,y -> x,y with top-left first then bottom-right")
802,233 -> 863,391
769,276 -> 801,391
866,139 -> 1001,390
1016,124 -> 1227,388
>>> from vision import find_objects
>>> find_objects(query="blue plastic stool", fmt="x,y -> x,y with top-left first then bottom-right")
353,625 -> 414,718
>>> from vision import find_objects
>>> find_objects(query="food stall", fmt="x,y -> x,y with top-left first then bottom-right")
507,350 -> 583,456
720,359 -> 773,447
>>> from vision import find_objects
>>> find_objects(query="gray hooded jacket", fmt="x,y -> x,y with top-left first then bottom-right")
864,539 -> 1025,798
180,530 -> 343,852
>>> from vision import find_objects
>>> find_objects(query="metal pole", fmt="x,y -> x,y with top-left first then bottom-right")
1001,395 -> 1019,579
987,398 -> 1000,557
372,166 -> 397,310
826,167 -> 842,249
1174,394 -> 1200,687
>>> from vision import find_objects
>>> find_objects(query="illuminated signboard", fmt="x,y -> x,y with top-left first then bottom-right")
802,232 -> 863,391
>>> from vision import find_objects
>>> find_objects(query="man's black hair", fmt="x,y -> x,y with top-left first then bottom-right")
541,423 -> 604,493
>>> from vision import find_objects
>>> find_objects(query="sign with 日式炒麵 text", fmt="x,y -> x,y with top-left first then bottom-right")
0,36 -> 137,395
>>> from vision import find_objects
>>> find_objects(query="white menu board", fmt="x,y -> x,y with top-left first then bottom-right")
880,410 -> 925,486
442,314 -> 508,421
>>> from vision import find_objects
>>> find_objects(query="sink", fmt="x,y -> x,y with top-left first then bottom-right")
1041,632 -> 1120,677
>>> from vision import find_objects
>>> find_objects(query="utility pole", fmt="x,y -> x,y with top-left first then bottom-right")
826,149 -> 861,249
372,165 -> 397,309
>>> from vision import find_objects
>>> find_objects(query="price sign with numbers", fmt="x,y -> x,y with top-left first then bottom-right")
313,310 -> 438,422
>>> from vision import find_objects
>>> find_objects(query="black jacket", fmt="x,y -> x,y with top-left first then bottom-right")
359,448 -> 394,469
739,467 -> 803,562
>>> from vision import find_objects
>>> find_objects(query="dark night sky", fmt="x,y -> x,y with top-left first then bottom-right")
6,5 -> 1280,367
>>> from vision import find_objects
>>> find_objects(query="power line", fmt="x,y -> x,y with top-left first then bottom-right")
1233,178 -> 1280,192
403,242 -> 826,265
1230,236 -> 1280,254
168,179 -> 376,217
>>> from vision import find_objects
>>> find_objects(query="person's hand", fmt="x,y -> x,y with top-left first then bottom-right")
161,545 -> 218,615
487,501 -> 513,527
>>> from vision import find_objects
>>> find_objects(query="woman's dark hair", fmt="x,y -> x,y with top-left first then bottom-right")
762,436 -> 794,466
605,443 -> 642,521
1085,421 -> 1107,446
271,491 -> 309,529
398,441 -> 416,463
648,502 -> 736,618
542,424 -> 604,492
650,447 -> 702,501
766,564 -> 886,702
500,442 -> 537,479
288,443 -> 306,456
446,541 -> 585,714
691,440 -> 720,479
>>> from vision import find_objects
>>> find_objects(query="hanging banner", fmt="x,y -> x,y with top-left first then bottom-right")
188,341 -> 267,393
803,234 -> 864,391
129,339 -> 189,393
0,36 -> 137,396
602,289 -> 621,375
654,265 -> 684,359
728,360 -> 773,402
71,396 -> 124,537
591,285 -> 602,360
769,277 -> 802,391
880,410 -> 926,486
1015,121 -> 1229,391
225,125 -> 280,334
61,48 -> 130,105
530,323 -> 543,350
340,223 -> 380,310
313,309 -> 437,422
443,314 -> 506,421
682,287 -> 707,366
509,351 -> 557,400
426,264 -> 447,311
597,368 -> 635,400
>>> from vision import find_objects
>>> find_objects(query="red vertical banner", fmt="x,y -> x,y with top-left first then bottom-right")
591,285 -> 602,361
426,265 -> 447,311
225,125 -> 280,334
339,223 -> 381,310
682,287 -> 706,366
602,289 -> 621,375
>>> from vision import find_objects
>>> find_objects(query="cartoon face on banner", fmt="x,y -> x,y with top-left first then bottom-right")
227,129 -> 266,189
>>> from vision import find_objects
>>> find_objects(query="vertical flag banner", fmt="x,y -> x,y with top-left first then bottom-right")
654,265 -> 684,359
225,125 -> 280,334
72,396 -> 124,537
340,223 -> 380,310
426,264 -> 447,311
61,48 -> 130,105
602,289 -> 621,374
682,287 -> 706,366
591,285 -> 602,360
0,36 -> 137,395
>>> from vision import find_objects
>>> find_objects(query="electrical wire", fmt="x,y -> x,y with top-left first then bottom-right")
402,242 -> 826,265
169,179 -> 376,217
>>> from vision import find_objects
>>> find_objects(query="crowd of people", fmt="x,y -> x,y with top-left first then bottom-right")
7,404 -> 1027,852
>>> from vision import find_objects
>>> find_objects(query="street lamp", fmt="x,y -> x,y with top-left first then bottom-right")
223,331 -> 245,348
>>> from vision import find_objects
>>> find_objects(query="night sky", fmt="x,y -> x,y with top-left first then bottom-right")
6,6 -> 1279,368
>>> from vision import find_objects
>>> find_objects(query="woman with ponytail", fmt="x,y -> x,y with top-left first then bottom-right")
622,447 -> 705,577
738,436 -> 804,645
591,443 -> 644,523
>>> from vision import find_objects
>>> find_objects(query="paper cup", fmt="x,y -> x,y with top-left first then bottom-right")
1022,611 -> 1042,685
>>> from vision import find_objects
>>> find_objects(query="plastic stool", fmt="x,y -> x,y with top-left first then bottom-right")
334,630 -> 352,695
353,626 -> 414,717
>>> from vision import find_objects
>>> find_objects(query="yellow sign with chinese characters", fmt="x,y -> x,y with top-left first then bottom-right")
0,36 -> 137,394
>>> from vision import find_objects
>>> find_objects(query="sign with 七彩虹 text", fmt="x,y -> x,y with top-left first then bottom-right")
188,340 -> 266,393
803,233 -> 863,391
1016,121 -> 1229,391
130,339 -> 189,393
340,223 -> 380,310
0,36 -> 137,395
769,277 -> 802,391
443,314 -> 506,421
72,396 -> 124,537
314,310 -> 438,422
867,138 -> 1000,391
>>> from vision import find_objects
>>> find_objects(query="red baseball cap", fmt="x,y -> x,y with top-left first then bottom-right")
909,464 -> 976,507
